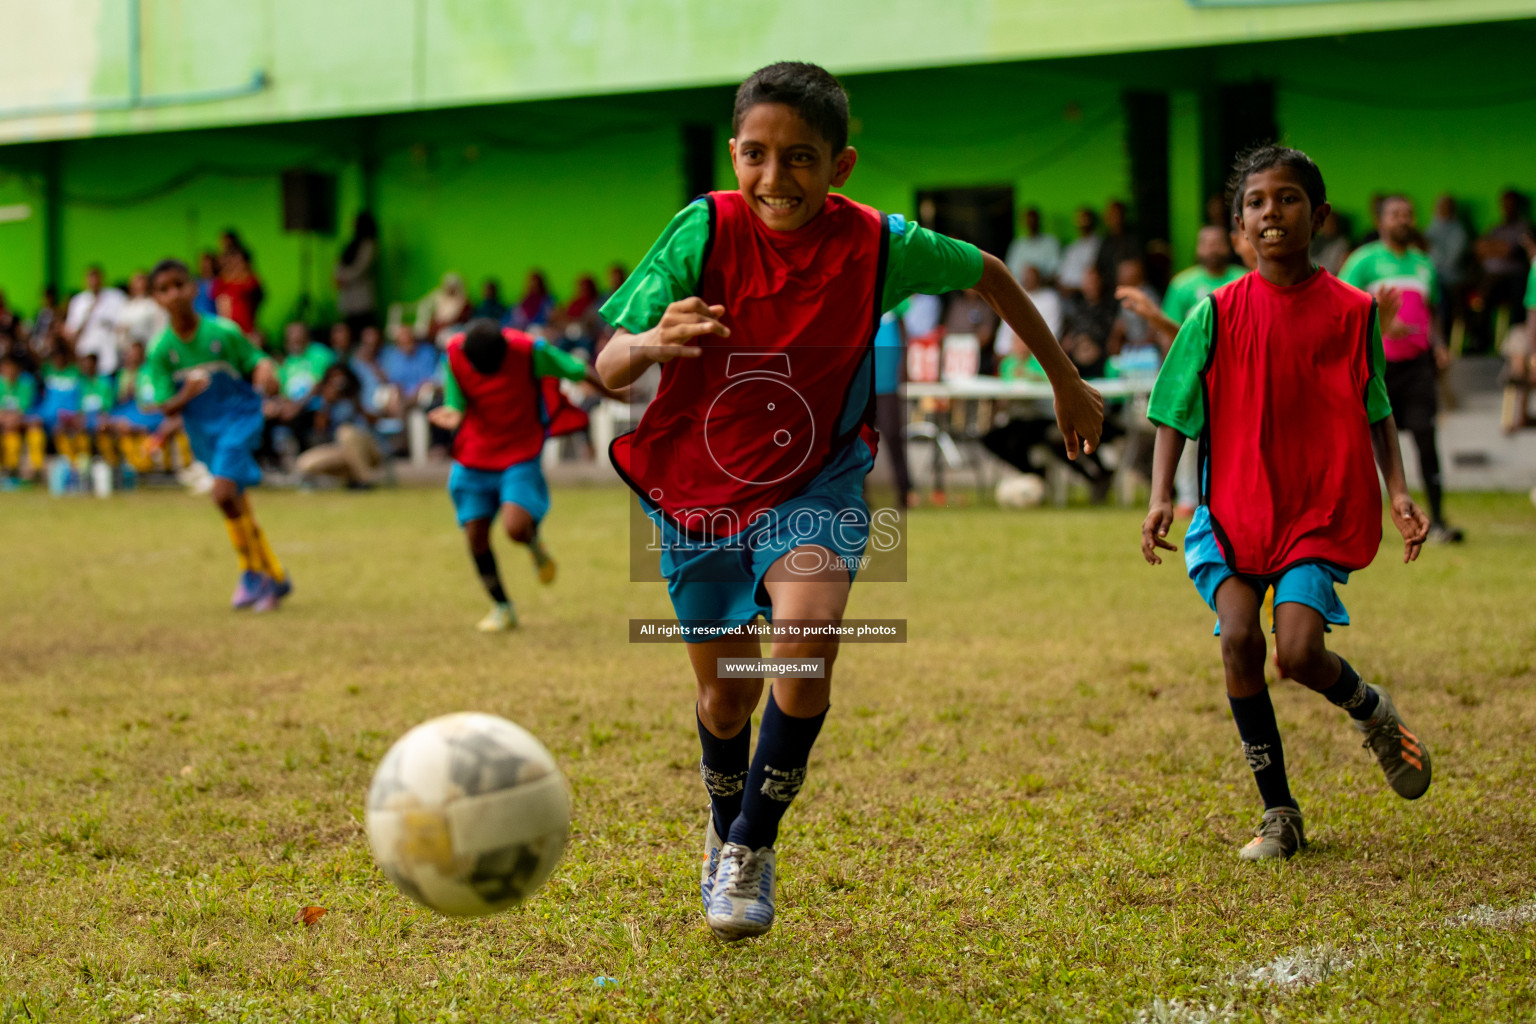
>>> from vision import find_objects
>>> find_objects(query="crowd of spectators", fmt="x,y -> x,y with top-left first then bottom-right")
0,210 -> 627,489
2,190 -> 1531,493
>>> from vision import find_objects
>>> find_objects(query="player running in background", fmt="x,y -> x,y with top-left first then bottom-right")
1141,146 -> 1433,862
1341,196 -> 1462,543
146,258 -> 291,612
427,319 -> 618,633
597,62 -> 1103,940
0,352 -> 40,483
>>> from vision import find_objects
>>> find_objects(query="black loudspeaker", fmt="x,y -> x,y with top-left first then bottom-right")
681,123 -> 715,204
281,170 -> 337,234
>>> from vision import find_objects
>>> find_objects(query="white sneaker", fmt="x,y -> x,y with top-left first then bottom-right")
700,816 -> 724,914
706,842 -> 775,940
476,602 -> 517,632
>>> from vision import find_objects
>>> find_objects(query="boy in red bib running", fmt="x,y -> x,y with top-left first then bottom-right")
429,319 -> 616,632
1141,147 -> 1433,861
597,62 -> 1103,940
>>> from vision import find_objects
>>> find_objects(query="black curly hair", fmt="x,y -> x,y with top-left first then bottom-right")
733,62 -> 851,152
1227,145 -> 1326,223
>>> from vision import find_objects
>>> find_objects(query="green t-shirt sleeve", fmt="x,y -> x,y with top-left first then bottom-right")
1147,298 -> 1215,438
216,318 -> 267,376
144,335 -> 177,405
881,217 -> 985,312
442,361 -> 465,412
532,340 -> 589,382
599,201 -> 710,334
1526,265 -> 1536,310
1365,307 -> 1393,424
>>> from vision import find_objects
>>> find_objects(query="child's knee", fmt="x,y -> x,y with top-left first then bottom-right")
697,682 -> 757,732
1274,632 -> 1328,681
1219,621 -> 1266,669
502,506 -> 536,543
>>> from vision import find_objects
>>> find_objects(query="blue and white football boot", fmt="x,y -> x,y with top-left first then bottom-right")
700,816 -> 724,914
705,842 -> 776,941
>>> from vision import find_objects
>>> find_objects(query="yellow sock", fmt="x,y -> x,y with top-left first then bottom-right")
244,513 -> 286,582
174,431 -> 193,470
120,434 -> 151,473
95,431 -> 118,465
224,514 -> 256,573
25,424 -> 45,471
1,429 -> 19,471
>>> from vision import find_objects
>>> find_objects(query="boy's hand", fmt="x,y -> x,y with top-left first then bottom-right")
649,298 -> 729,362
428,406 -> 463,431
1114,285 -> 1158,321
1054,378 -> 1104,460
1141,502 -> 1177,565
182,369 -> 211,399
1391,492 -> 1430,563
1377,286 -> 1410,338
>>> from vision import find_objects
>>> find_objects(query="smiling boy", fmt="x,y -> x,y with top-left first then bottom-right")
1141,146 -> 1433,861
597,62 -> 1103,939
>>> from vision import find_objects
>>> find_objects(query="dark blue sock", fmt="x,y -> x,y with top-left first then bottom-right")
697,709 -> 749,838
1228,689 -> 1296,811
1318,657 -> 1379,721
727,691 -> 826,850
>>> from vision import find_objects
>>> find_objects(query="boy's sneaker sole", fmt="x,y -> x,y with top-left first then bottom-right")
1355,685 -> 1432,799
700,816 -> 723,914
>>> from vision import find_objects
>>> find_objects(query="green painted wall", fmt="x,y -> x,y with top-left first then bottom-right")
2,0 -> 1533,146
5,19 -> 1536,331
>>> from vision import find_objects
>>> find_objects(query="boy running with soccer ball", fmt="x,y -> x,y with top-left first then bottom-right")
1141,146 -> 1433,861
146,259 -> 291,611
428,319 -> 620,632
597,62 -> 1103,939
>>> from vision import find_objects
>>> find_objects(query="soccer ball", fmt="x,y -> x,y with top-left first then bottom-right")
995,473 -> 1047,509
365,712 -> 570,917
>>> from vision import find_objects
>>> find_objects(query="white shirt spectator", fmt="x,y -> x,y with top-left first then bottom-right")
65,286 -> 127,373
902,292 -> 942,337
1058,236 -> 1102,291
117,296 -> 167,350
1006,233 -> 1062,283
995,285 -> 1063,357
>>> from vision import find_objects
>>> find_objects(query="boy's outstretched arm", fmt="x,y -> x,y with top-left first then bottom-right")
595,298 -> 728,390
1141,425 -> 1185,564
972,253 -> 1103,459
1371,413 -> 1431,562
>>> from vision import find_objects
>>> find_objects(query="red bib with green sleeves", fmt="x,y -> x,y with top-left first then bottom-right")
610,191 -> 888,537
1202,271 -> 1382,575
446,328 -> 549,472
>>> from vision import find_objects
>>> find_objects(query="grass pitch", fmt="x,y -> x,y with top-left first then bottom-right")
2,486 -> 1534,1023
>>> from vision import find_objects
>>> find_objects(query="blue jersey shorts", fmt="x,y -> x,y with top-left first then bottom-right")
36,393 -> 82,432
448,458 -> 551,527
1184,505 -> 1350,636
110,401 -> 164,433
185,412 -> 264,491
650,441 -> 876,644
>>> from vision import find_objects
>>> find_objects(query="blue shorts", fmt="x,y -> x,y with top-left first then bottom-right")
110,402 -> 164,432
185,411 -> 264,492
36,395 -> 81,432
651,442 -> 875,644
448,459 -> 550,527
1184,505 -> 1349,636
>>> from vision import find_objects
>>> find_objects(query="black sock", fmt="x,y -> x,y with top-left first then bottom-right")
1318,657 -> 1379,721
727,691 -> 826,850
697,709 -> 750,837
472,549 -> 508,604
1228,690 -> 1296,811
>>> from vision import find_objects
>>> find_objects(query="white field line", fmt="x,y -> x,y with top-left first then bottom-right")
1132,896 -> 1534,1022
